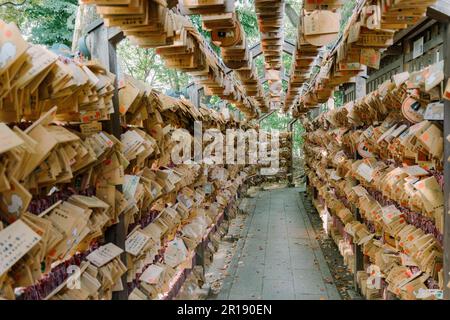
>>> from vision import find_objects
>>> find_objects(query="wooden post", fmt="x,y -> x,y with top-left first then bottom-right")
443,21 -> 450,300
187,82 -> 201,108
288,119 -> 297,187
353,205 -> 364,291
353,74 -> 366,292
86,21 -> 128,300
355,68 -> 367,98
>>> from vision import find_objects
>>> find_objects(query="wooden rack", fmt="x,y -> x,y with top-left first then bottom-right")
254,0 -> 285,106
300,1 -> 450,299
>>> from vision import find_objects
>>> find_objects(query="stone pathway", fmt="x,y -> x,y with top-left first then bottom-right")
215,187 -> 341,300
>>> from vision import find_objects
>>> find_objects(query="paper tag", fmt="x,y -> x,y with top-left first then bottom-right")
424,102 -> 444,121
140,264 -> 164,285
164,237 -> 188,268
382,205 -> 402,224
123,175 -> 140,200
177,193 -> 193,209
377,124 -> 397,143
357,163 -> 374,182
414,288 -> 443,300
0,220 -> 41,276
400,253 -> 418,267
86,243 -> 123,267
330,170 -> 342,181
121,130 -> 144,156
98,132 -> 114,148
352,185 -> 368,197
303,10 -> 339,36
366,265 -> 382,290
204,183 -> 213,194
80,121 -> 102,136
412,37 -> 424,59
194,190 -> 205,204
390,124 -> 408,139
393,72 -> 410,86
425,60 -> 444,92
403,165 -> 429,177
362,126 -> 374,139
125,230 -> 150,256
163,207 -> 178,219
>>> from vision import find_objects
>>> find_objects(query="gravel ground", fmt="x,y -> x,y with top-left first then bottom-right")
300,191 -> 363,300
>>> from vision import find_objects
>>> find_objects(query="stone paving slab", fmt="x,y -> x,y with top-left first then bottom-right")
217,187 -> 341,300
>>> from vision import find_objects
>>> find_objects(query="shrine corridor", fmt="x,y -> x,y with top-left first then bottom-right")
215,188 -> 341,300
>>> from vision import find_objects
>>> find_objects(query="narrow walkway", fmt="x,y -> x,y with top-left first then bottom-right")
216,187 -> 341,300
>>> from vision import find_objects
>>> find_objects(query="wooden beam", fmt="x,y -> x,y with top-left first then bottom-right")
108,27 -> 125,44
285,3 -> 299,28
283,40 -> 296,56
405,20 -> 438,41
250,40 -> 295,60
186,82 -> 202,108
250,42 -> 262,59
427,0 -> 450,23
393,17 -> 428,44
85,19 -> 104,34
288,118 -> 297,187
381,45 -> 403,58
353,80 -> 367,292
258,109 -> 276,122
86,23 -> 128,300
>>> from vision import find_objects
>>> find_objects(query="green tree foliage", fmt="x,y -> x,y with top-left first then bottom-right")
235,1 -> 260,46
117,39 -> 190,95
340,0 -> 357,32
334,90 -> 344,108
283,0 -> 301,42
0,0 -> 78,47
260,111 -> 305,156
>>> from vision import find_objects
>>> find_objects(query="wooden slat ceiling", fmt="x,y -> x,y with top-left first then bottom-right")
179,0 -> 269,113
291,0 -> 439,118
86,0 -> 447,118
85,0 -> 262,118
254,0 -> 285,107
283,0 -> 344,113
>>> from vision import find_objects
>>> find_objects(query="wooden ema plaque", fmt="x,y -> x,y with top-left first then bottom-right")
255,0 -> 285,71
178,0 -> 234,15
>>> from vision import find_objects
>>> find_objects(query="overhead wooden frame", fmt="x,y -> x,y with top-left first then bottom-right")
177,0 -> 269,113
282,1 -> 342,113
292,0 -> 440,118
254,0 -> 286,106
254,0 -> 285,71
83,0 -> 261,119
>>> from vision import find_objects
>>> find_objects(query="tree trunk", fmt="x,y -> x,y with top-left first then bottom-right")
72,4 -> 85,52
173,70 -> 180,92
72,4 -> 101,52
